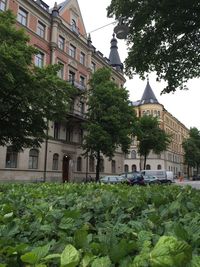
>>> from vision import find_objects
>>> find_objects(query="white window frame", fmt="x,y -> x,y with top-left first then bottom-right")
58,35 -> 65,50
35,52 -> 44,68
37,21 -> 46,38
0,0 -> 6,11
17,7 -> 28,26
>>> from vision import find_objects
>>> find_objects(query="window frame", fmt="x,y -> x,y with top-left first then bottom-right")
17,7 -> 28,26
80,52 -> 85,65
5,146 -> 18,168
35,51 -> 44,68
0,0 -> 6,11
37,20 -> 46,38
28,149 -> 39,169
58,35 -> 65,50
69,44 -> 76,58
52,153 -> 59,170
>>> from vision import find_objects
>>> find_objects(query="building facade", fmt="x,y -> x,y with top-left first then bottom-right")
124,81 -> 189,177
0,0 -> 126,182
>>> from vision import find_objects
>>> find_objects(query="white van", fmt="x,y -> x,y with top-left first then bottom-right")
141,170 -> 174,183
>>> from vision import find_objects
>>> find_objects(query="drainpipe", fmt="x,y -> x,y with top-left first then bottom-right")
43,121 -> 49,182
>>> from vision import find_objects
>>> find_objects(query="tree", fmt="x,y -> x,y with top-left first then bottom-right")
107,0 -> 200,93
83,67 -> 136,181
183,127 -> 200,177
0,11 -> 76,150
135,115 -> 171,169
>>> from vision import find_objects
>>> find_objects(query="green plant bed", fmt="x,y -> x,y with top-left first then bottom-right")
0,183 -> 200,267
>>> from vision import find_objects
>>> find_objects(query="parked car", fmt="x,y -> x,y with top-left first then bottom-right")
143,175 -> 161,185
100,175 -> 126,184
123,173 -> 145,186
192,174 -> 200,181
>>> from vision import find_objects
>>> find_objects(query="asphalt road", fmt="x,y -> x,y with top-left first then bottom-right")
175,179 -> 200,189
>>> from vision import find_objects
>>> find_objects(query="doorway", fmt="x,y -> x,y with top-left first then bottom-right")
62,155 -> 70,182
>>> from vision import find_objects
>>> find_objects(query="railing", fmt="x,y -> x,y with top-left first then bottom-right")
70,24 -> 80,36
34,0 -> 49,12
68,80 -> 86,91
68,108 -> 86,119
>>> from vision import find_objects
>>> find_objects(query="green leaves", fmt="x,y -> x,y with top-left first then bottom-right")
61,245 -> 80,267
1,183 -> 200,266
150,236 -> 192,267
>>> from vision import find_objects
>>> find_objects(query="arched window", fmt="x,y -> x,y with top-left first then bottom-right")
131,150 -> 136,159
132,164 -> 137,172
89,156 -> 95,172
146,164 -> 151,170
77,156 -> 82,171
124,164 -> 129,173
52,153 -> 59,170
5,146 -> 18,168
111,160 -> 116,173
157,164 -> 162,170
99,157 -> 104,173
29,149 -> 39,169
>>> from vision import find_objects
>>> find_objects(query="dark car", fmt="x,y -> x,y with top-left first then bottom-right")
122,172 -> 145,186
192,174 -> 200,181
143,175 -> 161,185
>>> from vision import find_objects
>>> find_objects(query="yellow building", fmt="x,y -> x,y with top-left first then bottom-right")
124,80 -> 189,177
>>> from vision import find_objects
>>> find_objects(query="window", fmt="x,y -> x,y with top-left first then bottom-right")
77,156 -> 82,171
58,35 -> 65,50
78,129 -> 83,144
124,164 -> 129,173
91,62 -> 96,73
54,122 -> 60,139
5,146 -> 17,168
80,52 -> 85,65
79,101 -> 85,114
89,156 -> 95,172
146,164 -> 151,170
58,62 -> 64,79
71,19 -> 79,34
66,126 -> 73,142
157,164 -> 162,170
132,164 -> 137,172
131,150 -> 136,159
29,149 -> 39,169
52,153 -> 59,170
35,52 -> 44,68
37,21 -> 46,38
17,7 -> 28,26
99,157 -> 104,173
111,160 -> 116,173
0,0 -> 6,11
80,76 -> 85,87
69,70 -> 75,83
69,44 -> 76,58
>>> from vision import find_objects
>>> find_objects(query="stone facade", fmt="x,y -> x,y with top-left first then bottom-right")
124,81 -> 189,177
0,0 -> 125,182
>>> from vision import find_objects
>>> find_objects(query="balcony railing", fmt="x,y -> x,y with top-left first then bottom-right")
68,108 -> 86,120
34,0 -> 49,11
68,80 -> 86,91
70,24 -> 80,36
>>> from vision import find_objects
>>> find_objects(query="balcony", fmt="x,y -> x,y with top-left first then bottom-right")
67,107 -> 87,122
68,80 -> 86,91
34,0 -> 49,12
70,24 -> 80,36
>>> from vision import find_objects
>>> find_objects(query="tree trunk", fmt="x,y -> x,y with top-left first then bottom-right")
187,164 -> 190,179
95,151 -> 100,182
143,153 -> 147,170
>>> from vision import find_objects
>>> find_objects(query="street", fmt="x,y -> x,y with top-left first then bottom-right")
175,179 -> 200,189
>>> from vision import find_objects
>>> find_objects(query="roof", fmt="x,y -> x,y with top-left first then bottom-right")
140,80 -> 159,105
109,34 -> 123,71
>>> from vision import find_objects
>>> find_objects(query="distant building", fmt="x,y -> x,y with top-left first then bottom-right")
124,80 -> 189,177
0,0 -> 125,182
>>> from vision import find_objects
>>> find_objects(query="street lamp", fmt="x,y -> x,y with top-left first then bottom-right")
114,18 -> 129,39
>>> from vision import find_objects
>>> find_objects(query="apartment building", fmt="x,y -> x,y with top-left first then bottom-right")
0,0 -> 126,181
124,81 -> 189,177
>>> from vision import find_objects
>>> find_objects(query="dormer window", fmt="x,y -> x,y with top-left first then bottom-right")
71,18 -> 79,35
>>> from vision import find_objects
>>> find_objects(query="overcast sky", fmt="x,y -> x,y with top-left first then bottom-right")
47,0 -> 200,130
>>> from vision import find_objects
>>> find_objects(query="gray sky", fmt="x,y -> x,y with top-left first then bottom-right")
47,0 -> 200,130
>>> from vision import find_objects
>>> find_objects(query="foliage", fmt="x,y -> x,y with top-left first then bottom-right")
83,67 -> 136,181
183,127 -> 200,173
107,0 -> 200,93
0,10 -> 76,151
0,182 -> 200,266
135,115 -> 171,169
